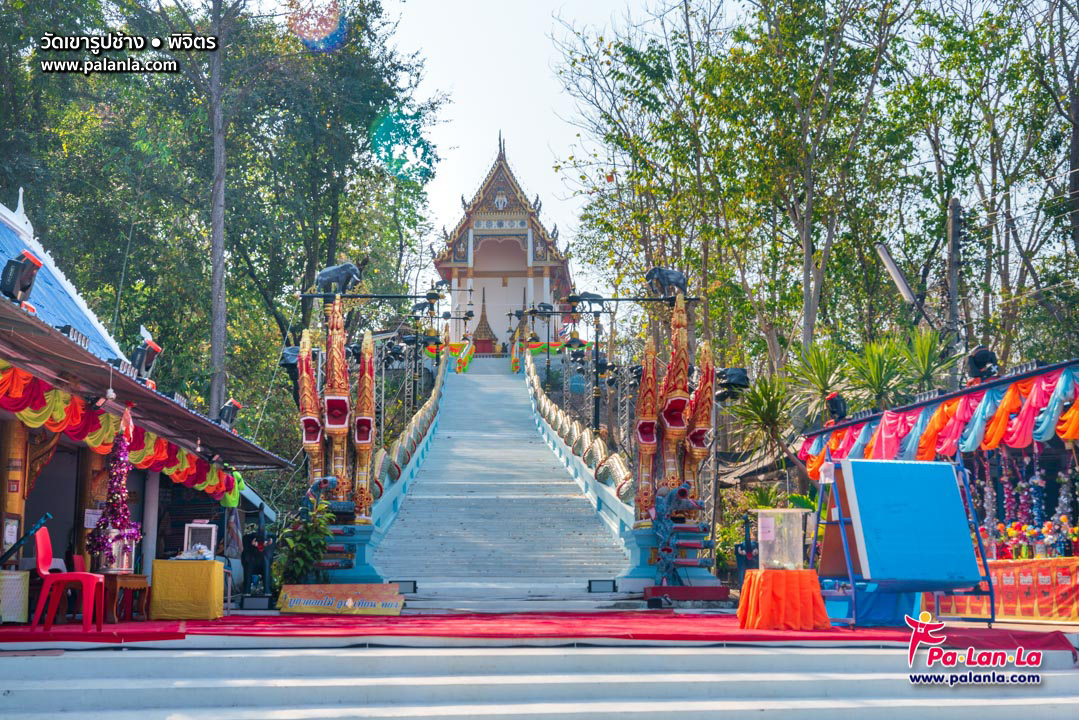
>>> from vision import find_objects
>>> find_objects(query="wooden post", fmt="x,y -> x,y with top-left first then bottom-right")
1,421 -> 28,563
74,447 -> 107,560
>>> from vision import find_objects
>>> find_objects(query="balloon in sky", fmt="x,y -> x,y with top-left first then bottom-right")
288,0 -> 349,52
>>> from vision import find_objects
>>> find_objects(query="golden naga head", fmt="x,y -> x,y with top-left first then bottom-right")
686,339 -> 714,454
635,335 -> 659,450
354,330 -> 375,449
659,294 -> 690,439
297,329 -> 322,448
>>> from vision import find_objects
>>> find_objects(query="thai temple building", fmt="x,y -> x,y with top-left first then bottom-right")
434,137 -> 573,351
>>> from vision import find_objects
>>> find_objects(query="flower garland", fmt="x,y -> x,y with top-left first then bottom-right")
980,453 -> 997,544
86,418 -> 142,564
1052,463 -> 1076,556
1002,462 -> 1017,525
1030,462 -> 1046,528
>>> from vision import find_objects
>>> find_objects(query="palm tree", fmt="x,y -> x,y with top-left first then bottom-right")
847,337 -> 905,411
901,326 -> 959,394
729,374 -> 810,493
788,341 -> 848,429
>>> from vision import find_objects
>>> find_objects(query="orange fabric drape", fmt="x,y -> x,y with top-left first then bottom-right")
1058,394 -> 1079,441
807,449 -> 827,481
737,569 -> 831,630
981,377 -> 1037,451
916,399 -> 961,461
863,435 -> 877,459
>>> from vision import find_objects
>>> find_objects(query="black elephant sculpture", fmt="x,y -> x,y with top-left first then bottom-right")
645,267 -> 688,297
316,259 -> 368,295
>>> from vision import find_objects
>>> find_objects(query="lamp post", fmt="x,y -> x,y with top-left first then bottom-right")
564,332 -> 588,428
528,305 -> 557,392
564,292 -> 696,432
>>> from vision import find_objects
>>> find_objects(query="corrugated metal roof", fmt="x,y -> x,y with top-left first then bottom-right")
0,215 -> 125,362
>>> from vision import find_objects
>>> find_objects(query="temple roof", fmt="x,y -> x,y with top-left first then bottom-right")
431,138 -> 574,287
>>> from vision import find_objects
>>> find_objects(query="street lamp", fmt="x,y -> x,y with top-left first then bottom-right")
528,304 -> 562,392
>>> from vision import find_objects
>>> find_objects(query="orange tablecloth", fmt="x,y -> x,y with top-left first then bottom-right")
737,568 -> 831,630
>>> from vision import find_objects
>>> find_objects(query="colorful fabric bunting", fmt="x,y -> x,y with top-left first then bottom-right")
900,403 -> 938,460
1034,368 -> 1076,442
800,364 -> 1079,478
959,384 -> 1007,453
0,358 -> 238,506
1002,370 -> 1063,449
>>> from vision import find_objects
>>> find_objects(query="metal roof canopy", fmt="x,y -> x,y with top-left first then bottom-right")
0,300 -> 291,470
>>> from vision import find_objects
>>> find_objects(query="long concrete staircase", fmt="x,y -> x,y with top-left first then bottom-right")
372,357 -> 629,609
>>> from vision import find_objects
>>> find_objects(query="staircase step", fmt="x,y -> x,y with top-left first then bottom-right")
373,367 -> 628,598
6,645 -> 1075,719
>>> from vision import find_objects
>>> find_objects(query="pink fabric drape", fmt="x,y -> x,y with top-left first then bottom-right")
833,422 -> 866,460
935,389 -> 986,457
797,436 -> 814,462
868,408 -> 923,460
1002,369 -> 1063,449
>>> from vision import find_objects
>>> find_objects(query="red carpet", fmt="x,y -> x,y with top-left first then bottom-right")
0,620 -> 185,644
1,613 -> 1074,659
184,612 -> 1076,656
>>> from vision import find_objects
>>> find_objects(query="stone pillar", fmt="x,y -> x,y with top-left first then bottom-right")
1,420 -> 27,565
526,267 -> 534,309
526,226 -> 533,268
467,227 -> 474,268
542,266 -> 551,306
141,471 -> 160,581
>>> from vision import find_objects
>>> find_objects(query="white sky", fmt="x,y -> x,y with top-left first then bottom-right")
388,0 -> 636,293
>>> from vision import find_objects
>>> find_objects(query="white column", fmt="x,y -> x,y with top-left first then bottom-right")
526,271 -> 534,309
526,226 -> 534,268
542,273 -> 551,305
142,471 -> 160,582
467,228 -> 474,268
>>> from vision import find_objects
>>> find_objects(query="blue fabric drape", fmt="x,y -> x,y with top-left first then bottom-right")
959,384 -> 1008,453
1032,368 -> 1075,443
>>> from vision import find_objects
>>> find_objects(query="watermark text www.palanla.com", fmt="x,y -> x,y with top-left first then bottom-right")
905,611 -> 1042,686
37,33 -> 217,75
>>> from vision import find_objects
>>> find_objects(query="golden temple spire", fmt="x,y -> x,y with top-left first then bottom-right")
472,286 -> 496,342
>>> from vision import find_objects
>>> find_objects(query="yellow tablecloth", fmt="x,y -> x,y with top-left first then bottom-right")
150,559 -> 223,620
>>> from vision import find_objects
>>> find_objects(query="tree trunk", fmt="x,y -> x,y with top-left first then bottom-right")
1070,88 -> 1079,260
208,0 -> 227,420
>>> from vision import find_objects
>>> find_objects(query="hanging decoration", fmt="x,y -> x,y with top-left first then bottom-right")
87,408 -> 141,571
1003,460 -> 1017,525
800,360 -> 1079,481
980,453 -> 996,552
0,360 -> 240,506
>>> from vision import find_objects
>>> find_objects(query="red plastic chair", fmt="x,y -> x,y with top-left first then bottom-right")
30,528 -> 103,631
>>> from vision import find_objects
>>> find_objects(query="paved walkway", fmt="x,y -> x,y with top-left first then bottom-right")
372,357 -> 628,605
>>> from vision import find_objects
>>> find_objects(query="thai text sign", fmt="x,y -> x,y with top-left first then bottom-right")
928,558 -> 1078,623
278,583 -> 404,616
